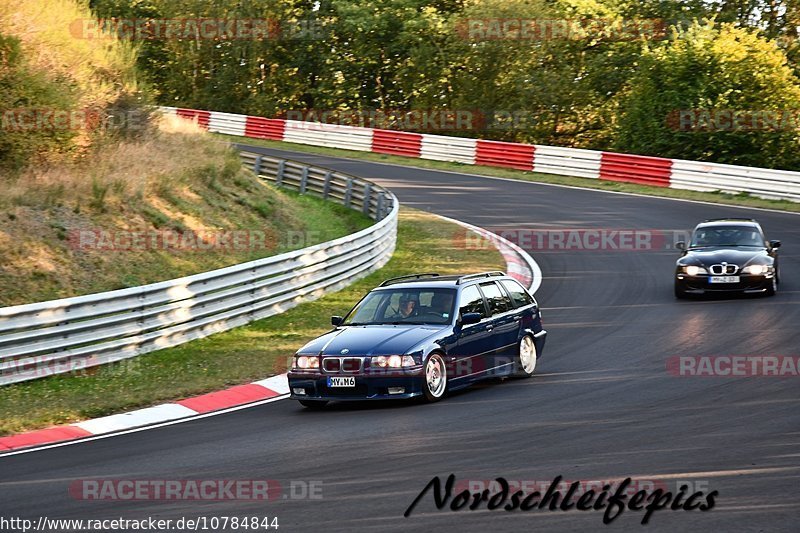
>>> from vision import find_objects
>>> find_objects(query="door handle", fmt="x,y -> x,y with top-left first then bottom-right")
486,325 -> 494,331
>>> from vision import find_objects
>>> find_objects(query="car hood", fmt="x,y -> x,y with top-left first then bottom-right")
680,247 -> 770,267
297,325 -> 449,357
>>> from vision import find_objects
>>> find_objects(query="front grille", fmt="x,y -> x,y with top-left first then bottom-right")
322,357 -> 362,373
342,358 -> 361,372
709,263 -> 739,275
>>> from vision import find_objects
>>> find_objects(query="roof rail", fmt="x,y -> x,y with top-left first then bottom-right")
379,273 -> 440,287
456,271 -> 506,285
702,218 -> 757,222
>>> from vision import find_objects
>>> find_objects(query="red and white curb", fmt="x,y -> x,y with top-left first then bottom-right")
0,375 -> 289,453
434,214 -> 542,294
0,215 -> 539,454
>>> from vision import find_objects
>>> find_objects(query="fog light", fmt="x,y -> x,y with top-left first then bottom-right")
292,388 -> 307,395
388,387 -> 405,395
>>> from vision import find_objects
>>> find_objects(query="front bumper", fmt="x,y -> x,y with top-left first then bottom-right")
288,368 -> 425,401
675,273 -> 774,294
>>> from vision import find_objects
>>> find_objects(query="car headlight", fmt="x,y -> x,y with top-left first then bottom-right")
371,355 -> 415,368
743,264 -> 772,275
682,265 -> 707,276
294,355 -> 319,370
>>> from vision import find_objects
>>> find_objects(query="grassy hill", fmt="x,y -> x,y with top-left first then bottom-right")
0,1 -> 370,306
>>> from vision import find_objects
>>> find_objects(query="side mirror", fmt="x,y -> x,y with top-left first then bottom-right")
769,240 -> 781,249
331,316 -> 343,326
461,313 -> 482,325
675,241 -> 686,250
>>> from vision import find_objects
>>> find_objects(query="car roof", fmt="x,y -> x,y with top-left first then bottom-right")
695,218 -> 761,229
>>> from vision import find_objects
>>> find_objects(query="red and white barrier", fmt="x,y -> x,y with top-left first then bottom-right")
161,106 -> 800,202
600,152 -> 672,188
533,145 -> 601,180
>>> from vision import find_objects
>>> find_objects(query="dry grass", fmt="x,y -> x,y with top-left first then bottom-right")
2,114 -> 216,211
0,114 -> 372,306
0,0 -> 139,110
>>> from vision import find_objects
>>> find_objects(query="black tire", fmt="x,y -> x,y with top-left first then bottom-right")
422,353 -> 447,402
766,275 -> 778,296
299,400 -> 329,409
674,284 -> 687,299
512,335 -> 537,378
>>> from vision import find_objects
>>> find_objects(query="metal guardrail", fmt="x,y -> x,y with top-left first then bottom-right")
0,153 -> 398,386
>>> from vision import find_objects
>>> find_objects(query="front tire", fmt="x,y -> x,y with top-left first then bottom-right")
512,335 -> 537,378
766,275 -> 778,296
422,353 -> 447,402
299,400 -> 328,409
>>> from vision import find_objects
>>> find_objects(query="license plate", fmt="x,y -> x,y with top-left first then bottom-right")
327,376 -> 356,388
710,276 -> 740,283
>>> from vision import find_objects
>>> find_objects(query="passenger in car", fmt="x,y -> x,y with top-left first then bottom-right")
430,292 -> 454,317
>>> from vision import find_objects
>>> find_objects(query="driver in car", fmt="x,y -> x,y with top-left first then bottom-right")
391,296 -> 418,319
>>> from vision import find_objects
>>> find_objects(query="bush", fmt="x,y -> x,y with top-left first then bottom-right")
614,21 -> 800,170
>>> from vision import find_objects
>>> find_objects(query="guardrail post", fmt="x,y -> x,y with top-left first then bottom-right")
344,178 -> 353,208
322,171 -> 333,199
362,183 -> 372,216
300,167 -> 309,194
376,193 -> 385,220
253,155 -> 263,176
276,160 -> 286,186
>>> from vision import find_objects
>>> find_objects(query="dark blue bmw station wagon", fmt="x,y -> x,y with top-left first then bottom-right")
288,272 -> 546,408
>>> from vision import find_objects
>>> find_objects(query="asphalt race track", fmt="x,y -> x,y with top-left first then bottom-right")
2,145 -> 799,532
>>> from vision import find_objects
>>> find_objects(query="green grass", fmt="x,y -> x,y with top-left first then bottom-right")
0,208 -> 504,436
218,134 -> 800,214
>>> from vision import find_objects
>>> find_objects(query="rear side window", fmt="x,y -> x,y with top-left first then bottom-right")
480,282 -> 512,315
500,279 -> 534,308
458,285 -> 486,318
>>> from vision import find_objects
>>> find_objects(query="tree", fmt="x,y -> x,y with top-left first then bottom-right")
614,20 -> 800,170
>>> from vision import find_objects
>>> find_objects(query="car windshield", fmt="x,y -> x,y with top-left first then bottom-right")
690,226 -> 764,248
343,288 -> 456,326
